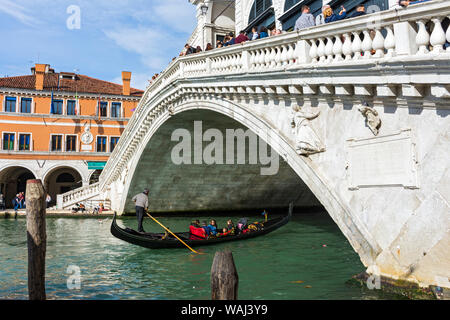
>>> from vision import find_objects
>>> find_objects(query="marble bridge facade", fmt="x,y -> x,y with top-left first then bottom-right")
57,1 -> 450,290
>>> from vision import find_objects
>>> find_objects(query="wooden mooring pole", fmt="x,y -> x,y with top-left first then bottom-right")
211,250 -> 238,300
26,179 -> 46,300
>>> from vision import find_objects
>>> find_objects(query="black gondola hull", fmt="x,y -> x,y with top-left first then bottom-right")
110,204 -> 293,249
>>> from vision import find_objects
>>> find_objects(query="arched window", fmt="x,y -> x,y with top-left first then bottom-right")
248,0 -> 273,24
246,0 -> 274,33
284,0 -> 302,12
56,173 -> 75,183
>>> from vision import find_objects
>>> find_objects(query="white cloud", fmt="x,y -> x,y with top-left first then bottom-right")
112,72 -> 150,91
0,0 -> 40,26
104,27 -> 179,69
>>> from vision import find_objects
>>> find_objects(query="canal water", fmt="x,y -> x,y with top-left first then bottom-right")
0,212 -> 401,300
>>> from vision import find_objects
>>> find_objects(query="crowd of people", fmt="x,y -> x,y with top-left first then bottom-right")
188,216 -> 264,240
177,0 -> 439,56
148,0 -> 443,86
12,192 -> 25,212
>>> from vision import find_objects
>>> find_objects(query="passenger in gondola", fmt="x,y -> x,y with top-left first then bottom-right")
201,221 -> 211,236
236,217 -> 248,234
189,222 -> 206,240
225,219 -> 235,235
191,219 -> 200,228
217,227 -> 231,237
208,219 -> 218,236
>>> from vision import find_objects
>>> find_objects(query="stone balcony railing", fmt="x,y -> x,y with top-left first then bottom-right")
89,0 -> 450,196
57,182 -> 100,209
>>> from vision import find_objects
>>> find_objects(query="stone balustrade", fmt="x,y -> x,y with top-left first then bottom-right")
141,0 -> 449,103
56,182 -> 100,209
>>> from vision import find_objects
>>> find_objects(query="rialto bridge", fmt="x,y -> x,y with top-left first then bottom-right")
57,1 -> 449,290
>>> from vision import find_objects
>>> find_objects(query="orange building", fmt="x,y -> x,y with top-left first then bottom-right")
0,64 -> 143,208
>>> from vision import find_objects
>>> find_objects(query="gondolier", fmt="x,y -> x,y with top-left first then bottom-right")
132,188 -> 149,232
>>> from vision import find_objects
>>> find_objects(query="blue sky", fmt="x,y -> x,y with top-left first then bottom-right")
0,0 -> 197,89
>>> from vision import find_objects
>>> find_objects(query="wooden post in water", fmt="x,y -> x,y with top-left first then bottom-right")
211,250 -> 238,300
26,179 -> 46,300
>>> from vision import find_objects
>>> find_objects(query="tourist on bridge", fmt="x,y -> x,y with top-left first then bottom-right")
184,43 -> 196,56
132,188 -> 149,233
258,26 -> 269,39
235,30 -> 249,44
324,5 -> 347,23
294,5 -> 315,31
248,27 -> 257,40
224,32 -> 236,46
205,43 -> 213,51
315,5 -> 330,25
347,4 -> 366,18
396,0 -> 431,7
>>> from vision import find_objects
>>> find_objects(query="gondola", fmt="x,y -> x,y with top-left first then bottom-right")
110,203 -> 293,249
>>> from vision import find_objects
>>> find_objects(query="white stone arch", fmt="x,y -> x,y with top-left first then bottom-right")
0,164 -> 38,208
88,169 -> 103,185
42,164 -> 88,185
119,96 -> 382,267
0,163 -> 39,180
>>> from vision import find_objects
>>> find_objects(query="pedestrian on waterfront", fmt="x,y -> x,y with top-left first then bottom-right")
13,194 -> 20,213
347,4 -> 366,18
0,193 -> 5,210
132,188 -> 149,233
18,192 -> 25,209
46,194 -> 51,208
294,5 -> 315,31
324,6 -> 347,23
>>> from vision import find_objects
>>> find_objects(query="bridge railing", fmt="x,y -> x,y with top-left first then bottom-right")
99,0 -> 450,191
141,0 -> 449,103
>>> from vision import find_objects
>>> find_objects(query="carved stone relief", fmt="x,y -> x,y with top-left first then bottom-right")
290,106 -> 326,156
359,103 -> 381,136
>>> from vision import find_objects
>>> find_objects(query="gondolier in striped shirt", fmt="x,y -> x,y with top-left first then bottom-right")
132,188 -> 149,233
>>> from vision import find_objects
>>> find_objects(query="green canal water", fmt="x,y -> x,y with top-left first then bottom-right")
0,212 -> 402,300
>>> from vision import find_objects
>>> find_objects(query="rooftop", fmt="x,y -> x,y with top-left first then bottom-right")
0,71 -> 144,97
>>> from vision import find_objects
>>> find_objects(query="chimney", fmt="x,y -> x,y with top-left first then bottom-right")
35,64 -> 47,91
122,71 -> 131,96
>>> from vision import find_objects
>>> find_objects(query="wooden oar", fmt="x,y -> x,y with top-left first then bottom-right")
145,211 -> 203,255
